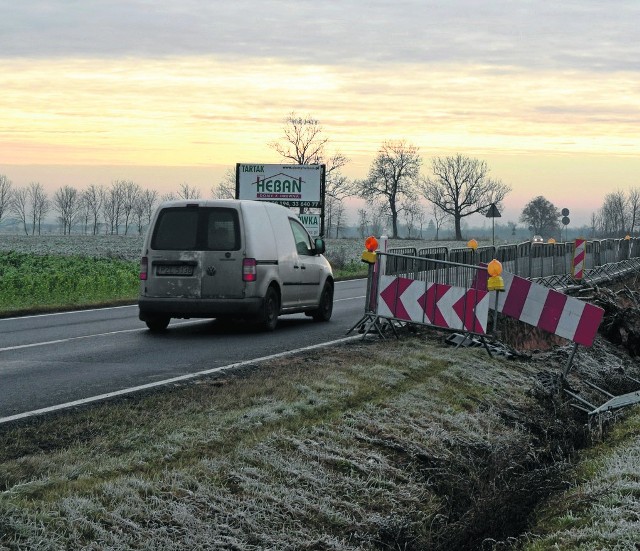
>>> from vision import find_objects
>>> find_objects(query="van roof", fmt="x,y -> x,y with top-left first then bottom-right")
157,199 -> 288,211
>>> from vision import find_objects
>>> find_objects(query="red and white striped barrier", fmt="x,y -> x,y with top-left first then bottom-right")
377,275 -> 490,334
572,238 -> 586,280
485,270 -> 603,346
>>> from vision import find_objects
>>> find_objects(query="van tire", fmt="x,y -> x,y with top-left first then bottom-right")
311,282 -> 333,322
145,315 -> 170,332
259,286 -> 280,331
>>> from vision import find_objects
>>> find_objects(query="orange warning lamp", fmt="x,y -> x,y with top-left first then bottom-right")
547,238 -> 556,244
467,239 -> 478,251
361,236 -> 378,264
487,259 -> 505,291
365,236 -> 378,252
625,234 -> 631,240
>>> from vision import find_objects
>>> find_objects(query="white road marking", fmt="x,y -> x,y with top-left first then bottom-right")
0,335 -> 360,425
0,304 -> 137,321
0,320 -> 201,352
335,295 -> 365,302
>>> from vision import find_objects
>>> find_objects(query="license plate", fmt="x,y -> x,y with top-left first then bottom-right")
156,264 -> 194,276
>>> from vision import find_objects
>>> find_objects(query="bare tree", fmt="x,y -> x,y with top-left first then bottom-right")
590,211 -> 599,238
357,208 -> 370,239
355,140 -> 421,238
0,174 -> 13,225
211,169 -> 236,199
134,188 -> 159,234
415,208 -> 426,239
82,184 -> 105,235
420,154 -> 511,240
627,187 -> 640,235
53,185 -> 81,235
79,193 -> 91,234
325,195 -> 348,238
269,112 -> 352,226
11,187 -> 29,235
269,113 -> 328,165
28,182 -> 49,235
177,183 -> 200,200
119,181 -> 141,235
369,200 -> 390,237
331,199 -> 346,238
430,202 -> 449,241
402,200 -> 423,239
103,181 -> 126,234
599,190 -> 628,237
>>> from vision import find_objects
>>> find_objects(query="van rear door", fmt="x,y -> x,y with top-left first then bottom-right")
200,208 -> 243,299
145,205 -> 243,299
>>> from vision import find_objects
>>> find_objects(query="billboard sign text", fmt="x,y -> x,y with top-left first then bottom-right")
236,163 -> 324,208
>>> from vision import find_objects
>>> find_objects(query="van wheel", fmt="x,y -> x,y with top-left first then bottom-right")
145,315 -> 170,332
259,286 -> 280,331
311,282 -> 333,322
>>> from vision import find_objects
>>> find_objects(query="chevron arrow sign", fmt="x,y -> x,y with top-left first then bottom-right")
377,275 -> 490,334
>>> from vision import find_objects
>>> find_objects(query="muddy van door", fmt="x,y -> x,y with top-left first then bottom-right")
200,207 -> 243,299
145,206 -> 203,299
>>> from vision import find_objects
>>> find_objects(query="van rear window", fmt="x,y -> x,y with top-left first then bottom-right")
151,207 -> 240,251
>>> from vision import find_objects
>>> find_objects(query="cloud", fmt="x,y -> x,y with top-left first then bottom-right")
1,0 -> 639,72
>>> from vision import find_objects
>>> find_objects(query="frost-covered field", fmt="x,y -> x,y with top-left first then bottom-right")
0,234 -> 475,264
0,235 -> 146,261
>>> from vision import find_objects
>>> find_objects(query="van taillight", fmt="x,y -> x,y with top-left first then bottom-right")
140,256 -> 148,280
242,258 -> 257,282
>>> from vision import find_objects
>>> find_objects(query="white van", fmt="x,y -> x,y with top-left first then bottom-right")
138,199 -> 334,331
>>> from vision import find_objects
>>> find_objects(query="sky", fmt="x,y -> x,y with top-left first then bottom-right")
1,0 -> 639,229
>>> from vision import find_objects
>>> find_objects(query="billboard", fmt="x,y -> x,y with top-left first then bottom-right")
236,163 -> 324,208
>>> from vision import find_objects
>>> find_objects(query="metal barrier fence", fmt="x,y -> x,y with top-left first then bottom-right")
355,242 -> 613,380
387,237 -> 640,290
358,251 -> 491,339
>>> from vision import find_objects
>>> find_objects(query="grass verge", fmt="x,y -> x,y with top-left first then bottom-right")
521,413 -> 640,551
0,335 -> 589,550
0,252 -> 139,315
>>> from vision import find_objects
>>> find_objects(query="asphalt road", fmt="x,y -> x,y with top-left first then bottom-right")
0,279 -> 368,421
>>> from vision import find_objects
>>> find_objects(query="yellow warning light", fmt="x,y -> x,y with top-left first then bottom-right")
487,259 -> 502,277
365,236 -> 378,252
361,236 -> 378,264
467,238 -> 478,250
625,234 -> 631,240
361,250 -> 377,264
548,238 -> 556,244
487,259 -> 505,291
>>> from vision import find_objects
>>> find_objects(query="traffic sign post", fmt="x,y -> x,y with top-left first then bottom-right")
485,203 -> 501,247
561,208 -> 570,242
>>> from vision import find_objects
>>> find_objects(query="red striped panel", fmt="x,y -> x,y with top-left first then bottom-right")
573,302 -> 605,346
501,276 -> 531,319
537,291 -> 568,334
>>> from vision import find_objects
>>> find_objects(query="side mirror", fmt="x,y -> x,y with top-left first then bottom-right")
314,237 -> 326,255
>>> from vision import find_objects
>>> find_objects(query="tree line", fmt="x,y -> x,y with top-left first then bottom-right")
1,113 -> 636,240
0,178 -> 235,236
